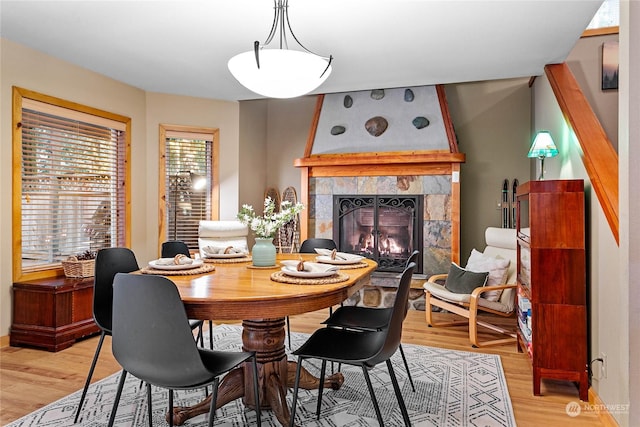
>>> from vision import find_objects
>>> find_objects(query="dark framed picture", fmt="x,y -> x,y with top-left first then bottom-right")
602,40 -> 619,90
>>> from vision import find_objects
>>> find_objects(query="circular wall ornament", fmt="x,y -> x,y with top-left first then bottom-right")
365,116 -> 388,137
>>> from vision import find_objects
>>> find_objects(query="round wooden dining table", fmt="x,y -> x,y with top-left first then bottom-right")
163,253 -> 377,426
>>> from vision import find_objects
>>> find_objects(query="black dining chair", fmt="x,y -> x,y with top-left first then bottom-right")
108,273 -> 261,427
321,250 -> 420,392
283,238 -> 339,349
289,262 -> 416,427
73,247 -> 204,424
298,238 -> 337,254
161,240 -> 212,348
161,240 -> 191,258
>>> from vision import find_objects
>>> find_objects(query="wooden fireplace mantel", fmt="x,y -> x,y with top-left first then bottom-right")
294,150 -> 465,177
295,150 -> 463,263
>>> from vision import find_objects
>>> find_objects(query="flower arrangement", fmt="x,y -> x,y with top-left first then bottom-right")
237,197 -> 304,239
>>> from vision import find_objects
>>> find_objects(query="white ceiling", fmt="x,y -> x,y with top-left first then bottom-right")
0,0 -> 603,101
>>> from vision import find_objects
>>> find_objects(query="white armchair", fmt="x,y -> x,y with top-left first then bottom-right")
423,227 -> 517,347
198,220 -> 249,258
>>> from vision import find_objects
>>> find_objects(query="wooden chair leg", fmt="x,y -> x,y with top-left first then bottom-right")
470,317 -> 517,348
425,292 -> 467,327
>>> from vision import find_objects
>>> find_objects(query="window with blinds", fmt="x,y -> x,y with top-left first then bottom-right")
14,88 -> 130,277
162,127 -> 218,250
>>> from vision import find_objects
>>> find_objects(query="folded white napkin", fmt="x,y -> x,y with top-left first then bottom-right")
155,256 -> 193,266
203,246 -> 247,256
281,260 -> 339,273
313,248 -> 362,261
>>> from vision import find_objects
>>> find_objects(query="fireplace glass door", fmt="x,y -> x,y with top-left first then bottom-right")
334,195 -> 423,273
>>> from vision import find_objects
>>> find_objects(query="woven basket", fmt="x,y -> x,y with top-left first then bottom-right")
62,257 -> 95,278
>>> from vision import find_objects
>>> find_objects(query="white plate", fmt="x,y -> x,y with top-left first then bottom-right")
281,266 -> 338,278
148,259 -> 204,270
204,252 -> 247,259
316,255 -> 364,265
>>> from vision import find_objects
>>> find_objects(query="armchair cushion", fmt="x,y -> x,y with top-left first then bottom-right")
466,249 -> 510,302
424,280 -> 516,313
444,263 -> 488,294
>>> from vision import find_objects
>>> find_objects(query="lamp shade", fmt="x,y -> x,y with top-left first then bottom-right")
228,49 -> 332,99
528,131 -> 559,159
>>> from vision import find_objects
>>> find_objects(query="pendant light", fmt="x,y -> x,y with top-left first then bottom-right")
227,0 -> 333,99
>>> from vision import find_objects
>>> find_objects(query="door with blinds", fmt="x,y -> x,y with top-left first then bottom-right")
160,125 -> 219,251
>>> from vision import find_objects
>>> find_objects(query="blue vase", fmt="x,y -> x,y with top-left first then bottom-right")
252,237 -> 277,267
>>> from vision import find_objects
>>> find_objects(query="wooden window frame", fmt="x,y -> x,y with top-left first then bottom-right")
158,124 -> 220,252
12,86 -> 131,281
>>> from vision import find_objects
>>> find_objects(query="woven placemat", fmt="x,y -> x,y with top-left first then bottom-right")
140,264 -> 216,275
203,256 -> 252,264
270,271 -> 349,285
332,261 -> 369,270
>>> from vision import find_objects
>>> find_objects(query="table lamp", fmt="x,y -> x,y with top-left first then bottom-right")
528,131 -> 558,180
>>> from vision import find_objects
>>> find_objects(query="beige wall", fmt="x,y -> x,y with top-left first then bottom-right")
0,39 -> 240,336
237,96 -> 316,246
145,92 -> 241,224
238,99 -> 268,246
265,96 -> 316,194
444,79 -> 531,262
0,38 -> 141,336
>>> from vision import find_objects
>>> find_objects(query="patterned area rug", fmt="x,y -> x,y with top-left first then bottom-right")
7,325 -> 515,427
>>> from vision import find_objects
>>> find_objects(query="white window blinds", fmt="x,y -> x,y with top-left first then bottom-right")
165,134 -> 213,250
20,100 -> 127,271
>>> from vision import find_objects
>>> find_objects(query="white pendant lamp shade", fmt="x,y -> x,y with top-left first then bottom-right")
228,49 -> 332,99
227,0 -> 333,99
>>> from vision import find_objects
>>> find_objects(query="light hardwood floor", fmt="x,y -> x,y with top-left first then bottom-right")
1,309 -> 605,426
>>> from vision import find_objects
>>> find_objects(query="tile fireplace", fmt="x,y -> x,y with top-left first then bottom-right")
295,85 -> 464,310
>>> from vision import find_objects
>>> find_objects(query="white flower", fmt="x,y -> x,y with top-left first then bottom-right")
237,197 -> 304,239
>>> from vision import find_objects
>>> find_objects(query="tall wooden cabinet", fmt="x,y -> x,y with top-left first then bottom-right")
515,179 -> 588,401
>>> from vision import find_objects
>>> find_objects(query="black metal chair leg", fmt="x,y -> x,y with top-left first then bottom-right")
286,316 -> 292,349
208,377 -> 219,427
387,359 -> 411,426
107,370 -> 128,427
362,366 -> 384,426
74,331 -> 106,423
316,360 -> 327,419
168,389 -> 174,427
146,383 -> 153,427
251,356 -> 262,427
197,324 -> 204,347
208,320 -> 213,349
289,357 -> 304,427
398,344 -> 415,392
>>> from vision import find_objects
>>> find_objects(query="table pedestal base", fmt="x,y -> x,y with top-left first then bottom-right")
170,318 -> 344,427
